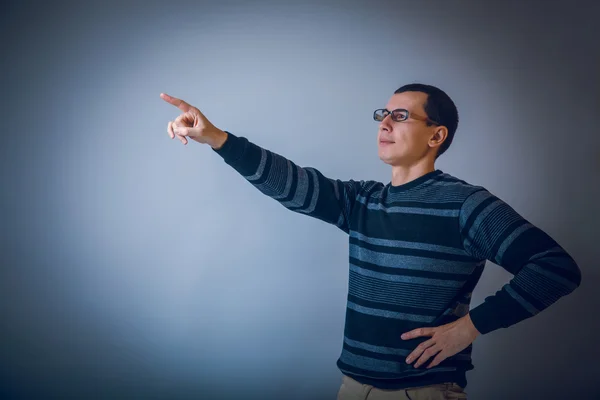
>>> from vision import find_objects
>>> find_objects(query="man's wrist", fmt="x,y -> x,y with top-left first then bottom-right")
465,312 -> 482,338
210,129 -> 228,150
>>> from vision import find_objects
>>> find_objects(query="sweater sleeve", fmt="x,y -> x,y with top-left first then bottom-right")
212,131 -> 363,233
459,189 -> 582,335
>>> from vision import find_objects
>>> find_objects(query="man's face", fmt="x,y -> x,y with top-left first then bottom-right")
377,91 -> 437,166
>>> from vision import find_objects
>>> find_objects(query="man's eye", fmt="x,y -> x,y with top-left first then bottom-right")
394,111 -> 408,120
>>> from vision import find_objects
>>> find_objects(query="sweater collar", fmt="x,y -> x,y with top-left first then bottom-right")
387,169 -> 443,193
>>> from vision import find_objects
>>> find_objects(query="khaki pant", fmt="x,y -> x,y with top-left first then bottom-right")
337,375 -> 467,400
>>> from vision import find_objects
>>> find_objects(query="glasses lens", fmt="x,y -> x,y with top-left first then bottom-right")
391,109 -> 408,122
374,109 -> 388,121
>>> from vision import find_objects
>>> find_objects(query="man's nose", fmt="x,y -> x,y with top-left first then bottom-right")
379,115 -> 392,131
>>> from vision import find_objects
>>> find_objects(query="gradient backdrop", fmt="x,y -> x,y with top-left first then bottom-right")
1,0 -> 599,399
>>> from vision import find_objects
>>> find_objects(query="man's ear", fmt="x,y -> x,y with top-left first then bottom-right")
429,127 -> 448,149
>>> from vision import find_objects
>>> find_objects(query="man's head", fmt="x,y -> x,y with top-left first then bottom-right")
376,83 -> 458,166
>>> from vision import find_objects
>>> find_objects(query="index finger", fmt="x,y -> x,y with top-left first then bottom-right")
160,92 -> 193,112
401,327 -> 434,340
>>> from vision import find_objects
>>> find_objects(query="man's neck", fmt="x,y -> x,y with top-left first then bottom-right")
390,161 -> 436,187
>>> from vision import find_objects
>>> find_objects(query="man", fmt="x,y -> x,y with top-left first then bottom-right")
160,84 -> 581,400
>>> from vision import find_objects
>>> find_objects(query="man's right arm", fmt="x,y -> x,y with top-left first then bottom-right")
160,92 -> 362,232
211,130 -> 362,233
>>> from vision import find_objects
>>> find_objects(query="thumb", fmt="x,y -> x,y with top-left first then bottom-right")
173,126 -> 200,137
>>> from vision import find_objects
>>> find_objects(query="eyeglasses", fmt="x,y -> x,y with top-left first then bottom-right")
373,108 -> 440,126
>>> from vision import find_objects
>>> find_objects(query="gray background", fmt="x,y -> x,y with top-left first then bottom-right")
1,0 -> 599,399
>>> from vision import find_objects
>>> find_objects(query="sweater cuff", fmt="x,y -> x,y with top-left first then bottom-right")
468,303 -> 498,335
212,131 -> 246,165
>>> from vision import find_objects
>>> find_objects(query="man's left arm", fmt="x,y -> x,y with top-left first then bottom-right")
460,188 -> 582,335
402,188 -> 582,369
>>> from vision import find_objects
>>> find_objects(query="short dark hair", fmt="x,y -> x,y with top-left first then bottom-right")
394,83 -> 459,158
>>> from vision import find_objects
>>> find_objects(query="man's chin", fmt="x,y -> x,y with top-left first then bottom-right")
379,151 -> 406,166
378,154 -> 394,165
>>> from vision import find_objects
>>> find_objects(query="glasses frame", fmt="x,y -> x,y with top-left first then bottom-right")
373,108 -> 440,126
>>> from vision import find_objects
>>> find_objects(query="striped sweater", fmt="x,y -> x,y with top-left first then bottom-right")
213,132 -> 582,389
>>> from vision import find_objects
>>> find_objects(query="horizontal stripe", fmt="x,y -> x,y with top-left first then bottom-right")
534,259 -> 581,284
343,337 -> 472,362
350,257 -> 474,281
339,349 -> 457,375
527,264 -> 579,290
287,168 -> 319,214
505,284 -> 539,315
280,165 -> 312,210
380,191 -> 473,202
340,349 -> 411,373
347,301 -> 435,323
513,266 -> 574,308
530,247 -> 571,262
350,264 -> 466,288
460,190 -> 494,235
496,222 -> 534,262
349,269 -> 461,297
350,231 -> 470,256
358,210 -> 462,248
467,199 -> 510,246
358,195 -> 464,207
344,337 -> 410,357
349,236 -> 474,263
349,280 -> 450,310
350,245 -> 477,275
337,365 -> 459,381
342,308 -> 465,351
349,272 -> 455,309
357,198 -> 461,216
270,159 -> 294,200
243,147 -> 268,181
348,294 -> 440,317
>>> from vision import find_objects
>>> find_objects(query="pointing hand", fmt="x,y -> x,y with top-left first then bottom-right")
160,93 -> 227,148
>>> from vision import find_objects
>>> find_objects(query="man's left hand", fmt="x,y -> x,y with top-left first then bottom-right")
401,313 -> 481,369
